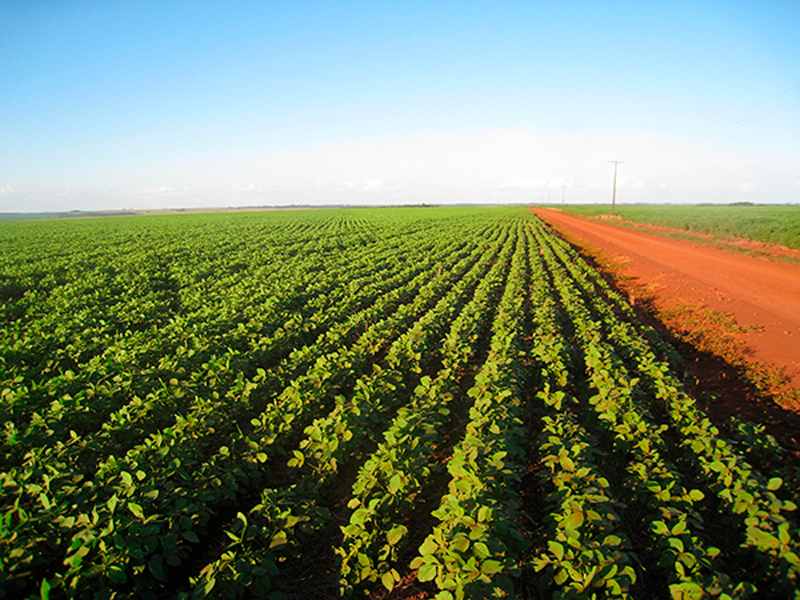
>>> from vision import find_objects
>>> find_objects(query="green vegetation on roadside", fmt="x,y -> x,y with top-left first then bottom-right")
561,204 -> 800,250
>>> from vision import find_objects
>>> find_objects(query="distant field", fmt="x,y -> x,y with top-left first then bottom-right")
562,204 -> 800,249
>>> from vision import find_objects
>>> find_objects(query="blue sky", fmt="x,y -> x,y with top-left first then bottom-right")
1,1 -> 798,211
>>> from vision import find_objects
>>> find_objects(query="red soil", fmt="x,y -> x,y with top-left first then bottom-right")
532,208 -> 800,393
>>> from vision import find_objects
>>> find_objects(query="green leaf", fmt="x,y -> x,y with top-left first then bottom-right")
183,530 -> 200,544
418,563 -> 437,582
688,489 -> 704,502
474,542 -> 490,558
381,570 -> 397,591
767,477 -> 783,491
477,505 -> 491,523
61,516 -> 75,529
149,556 -> 166,581
419,537 -> 439,556
548,541 -> 564,561
672,521 -> 687,536
783,551 -> 800,567
652,521 -> 669,535
386,525 -> 407,546
563,509 -> 584,530
107,565 -> 127,585
127,502 -> 144,519
747,527 -> 780,550
452,535 -> 469,553
481,559 -> 503,575
288,450 -> 304,468
778,523 -> 791,545
388,473 -> 403,495
559,455 -> 575,472
270,530 -> 287,549
669,582 -> 704,600
351,508 -> 369,527
40,578 -> 51,600
203,578 -> 216,595
708,461 -> 726,473
667,537 -> 685,553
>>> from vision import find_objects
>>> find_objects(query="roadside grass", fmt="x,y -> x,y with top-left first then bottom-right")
619,221 -> 800,266
559,206 -> 800,266
562,204 -> 800,251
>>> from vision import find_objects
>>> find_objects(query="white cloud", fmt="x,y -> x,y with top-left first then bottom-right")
793,181 -> 800,187
619,178 -> 645,190
140,186 -> 181,195
494,177 -> 546,190
0,184 -> 15,194
739,181 -> 754,192
494,176 -> 573,190
232,182 -> 270,192
342,178 -> 401,193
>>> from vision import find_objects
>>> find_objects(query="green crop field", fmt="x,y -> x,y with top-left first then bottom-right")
562,204 -> 800,250
1,207 -> 798,599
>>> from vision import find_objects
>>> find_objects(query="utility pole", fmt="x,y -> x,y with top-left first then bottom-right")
608,160 -> 624,216
561,185 -> 566,207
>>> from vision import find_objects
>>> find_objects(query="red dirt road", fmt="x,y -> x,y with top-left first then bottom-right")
533,208 -> 800,391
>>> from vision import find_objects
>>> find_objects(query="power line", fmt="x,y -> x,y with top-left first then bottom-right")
697,97 -> 800,140
622,85 -> 799,204
660,83 -> 800,149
